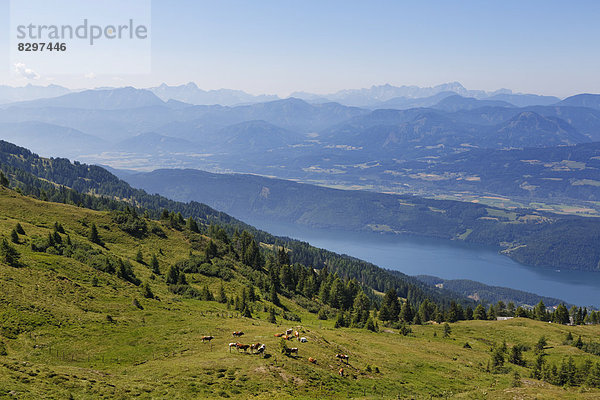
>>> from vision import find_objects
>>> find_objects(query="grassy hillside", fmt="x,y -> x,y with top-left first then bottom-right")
1,187 -> 600,399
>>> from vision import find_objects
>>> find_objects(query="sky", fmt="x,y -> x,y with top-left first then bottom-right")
1,0 -> 599,97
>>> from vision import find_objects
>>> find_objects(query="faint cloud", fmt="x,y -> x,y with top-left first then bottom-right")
84,72 -> 97,79
14,62 -> 40,80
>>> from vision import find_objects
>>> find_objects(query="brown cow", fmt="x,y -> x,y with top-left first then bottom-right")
339,368 -> 344,377
201,335 -> 214,343
294,330 -> 300,340
308,357 -> 317,364
232,331 -> 244,337
335,354 -> 349,364
236,343 -> 250,352
285,328 -> 293,335
274,333 -> 284,337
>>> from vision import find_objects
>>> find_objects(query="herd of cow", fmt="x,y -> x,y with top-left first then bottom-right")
200,329 -> 350,371
273,328 -> 307,342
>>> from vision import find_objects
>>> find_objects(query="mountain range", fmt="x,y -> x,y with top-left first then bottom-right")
1,85 -> 600,211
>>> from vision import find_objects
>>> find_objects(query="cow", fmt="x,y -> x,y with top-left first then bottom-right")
335,354 -> 349,364
283,347 -> 298,356
294,330 -> 300,340
300,337 -> 307,343
236,343 -> 250,352
285,328 -> 293,335
250,343 -> 262,352
232,331 -> 244,337
256,344 -> 266,356
308,357 -> 317,364
201,335 -> 214,343
283,335 -> 293,341
339,368 -> 344,377
274,333 -> 284,337
228,342 -> 237,352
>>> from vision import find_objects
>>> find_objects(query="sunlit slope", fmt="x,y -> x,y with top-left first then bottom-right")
0,187 -> 599,399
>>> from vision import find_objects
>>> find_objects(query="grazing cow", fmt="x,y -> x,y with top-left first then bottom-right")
250,343 -> 262,352
339,368 -> 344,377
256,344 -> 266,356
294,331 -> 300,340
283,335 -> 294,340
300,337 -> 307,343
274,333 -> 284,337
286,329 -> 293,335
283,347 -> 298,356
232,331 -> 244,337
201,335 -> 214,343
308,357 -> 317,364
228,342 -> 237,352
236,343 -> 250,352
335,354 -> 349,364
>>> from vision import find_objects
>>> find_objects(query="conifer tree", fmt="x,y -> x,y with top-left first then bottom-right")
89,223 -> 102,245
10,229 -> 18,244
150,254 -> 160,274
268,306 -> 277,323
136,249 -> 144,264
0,171 -> 9,187
0,238 -> 20,267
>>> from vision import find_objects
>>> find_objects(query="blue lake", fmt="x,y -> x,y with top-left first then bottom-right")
248,219 -> 600,308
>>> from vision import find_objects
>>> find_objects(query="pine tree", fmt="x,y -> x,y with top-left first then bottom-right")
166,265 -> 179,284
177,271 -> 187,285
491,343 -> 505,370
242,306 -> 252,318
534,336 -> 547,354
512,370 -> 521,387
150,254 -> 160,274
0,238 -> 20,267
365,317 -> 378,332
531,353 -> 545,380
10,229 -> 18,244
268,307 -> 277,323
136,249 -> 144,264
443,322 -> 451,338
533,301 -> 547,321
487,304 -> 497,320
474,304 -> 487,320
317,308 -> 328,320
0,171 -> 9,187
142,283 -> 154,299
187,217 -> 199,233
270,284 -> 280,306
160,209 -> 170,219
553,303 -> 570,324
205,240 -> 218,259
89,223 -> 102,245
15,223 -> 25,235
54,222 -> 65,233
334,312 -> 347,328
380,288 -> 400,322
447,301 -> 460,322
218,283 -> 228,304
508,345 -> 525,366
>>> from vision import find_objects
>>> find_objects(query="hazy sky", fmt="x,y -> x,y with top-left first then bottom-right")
1,0 -> 599,97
